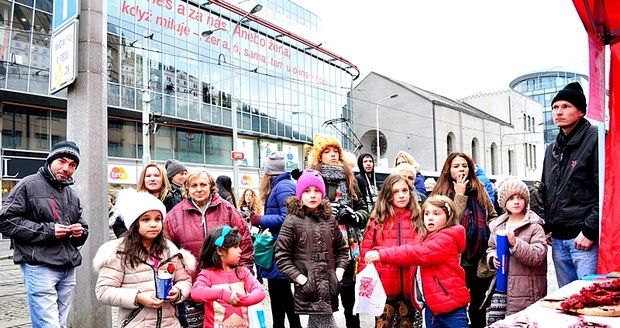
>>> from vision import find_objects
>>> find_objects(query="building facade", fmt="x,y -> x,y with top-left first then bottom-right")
509,69 -> 589,145
352,72 -> 544,180
0,0 -> 358,200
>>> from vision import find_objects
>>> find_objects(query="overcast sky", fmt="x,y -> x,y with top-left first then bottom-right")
295,0 -> 590,99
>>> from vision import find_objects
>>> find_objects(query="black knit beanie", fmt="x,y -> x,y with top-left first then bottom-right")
46,141 -> 80,167
551,82 -> 587,114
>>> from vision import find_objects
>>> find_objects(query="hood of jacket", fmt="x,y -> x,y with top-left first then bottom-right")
40,165 -> 75,188
356,153 -> 375,175
286,196 -> 332,219
92,238 -> 196,273
489,209 -> 544,232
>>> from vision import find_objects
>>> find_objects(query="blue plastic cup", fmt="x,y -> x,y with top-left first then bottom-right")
156,272 -> 173,300
496,229 -> 510,293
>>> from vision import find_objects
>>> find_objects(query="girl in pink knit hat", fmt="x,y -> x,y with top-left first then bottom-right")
274,169 -> 350,328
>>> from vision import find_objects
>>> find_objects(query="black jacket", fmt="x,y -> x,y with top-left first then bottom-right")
0,166 -> 89,267
541,119 -> 598,240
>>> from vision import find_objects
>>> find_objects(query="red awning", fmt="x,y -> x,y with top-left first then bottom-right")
572,0 -> 620,274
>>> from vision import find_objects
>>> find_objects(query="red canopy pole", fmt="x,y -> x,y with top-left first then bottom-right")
600,42 -> 620,274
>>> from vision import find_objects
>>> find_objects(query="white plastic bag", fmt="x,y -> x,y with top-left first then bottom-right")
248,303 -> 267,328
353,263 -> 387,316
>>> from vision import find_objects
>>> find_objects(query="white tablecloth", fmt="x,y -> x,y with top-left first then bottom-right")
490,279 -> 619,327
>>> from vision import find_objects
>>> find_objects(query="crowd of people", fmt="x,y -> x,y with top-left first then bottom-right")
0,81 -> 599,328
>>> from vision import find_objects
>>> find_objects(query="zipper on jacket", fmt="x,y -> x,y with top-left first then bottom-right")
398,219 -> 404,295
434,276 -> 449,296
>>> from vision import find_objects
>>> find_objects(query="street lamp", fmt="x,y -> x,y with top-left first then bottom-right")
202,4 -> 262,198
375,94 -> 398,168
129,33 -> 155,165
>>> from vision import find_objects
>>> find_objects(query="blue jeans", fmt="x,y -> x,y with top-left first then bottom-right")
552,237 -> 599,287
425,307 -> 469,328
21,264 -> 76,328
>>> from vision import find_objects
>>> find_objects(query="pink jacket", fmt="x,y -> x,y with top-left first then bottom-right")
191,267 -> 265,328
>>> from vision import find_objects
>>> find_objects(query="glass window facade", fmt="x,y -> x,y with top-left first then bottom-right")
0,0 -> 356,168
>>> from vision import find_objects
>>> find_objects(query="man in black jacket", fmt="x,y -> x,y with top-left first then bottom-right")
541,82 -> 598,288
355,153 -> 378,211
0,141 -> 89,328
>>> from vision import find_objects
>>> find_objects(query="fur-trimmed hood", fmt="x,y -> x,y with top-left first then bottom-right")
285,196 -> 332,219
93,238 -> 196,273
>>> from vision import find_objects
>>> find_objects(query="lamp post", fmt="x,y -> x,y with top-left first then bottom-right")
130,33 -> 154,165
202,4 -> 262,198
375,94 -> 398,168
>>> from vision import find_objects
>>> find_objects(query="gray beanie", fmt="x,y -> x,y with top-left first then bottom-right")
165,159 -> 187,180
47,141 -> 80,167
264,151 -> 286,176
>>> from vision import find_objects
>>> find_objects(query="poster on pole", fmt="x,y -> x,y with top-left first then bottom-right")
49,20 -> 78,94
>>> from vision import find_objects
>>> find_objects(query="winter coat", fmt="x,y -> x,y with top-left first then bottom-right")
378,225 -> 470,315
275,198 -> 349,314
0,165 -> 89,267
476,165 -> 496,204
93,238 -> 195,328
529,187 -> 544,218
164,193 -> 254,276
359,210 -> 417,298
355,152 -> 378,209
256,172 -> 295,280
453,191 -> 498,266
486,210 -> 547,315
414,172 -> 427,197
542,118 -> 598,241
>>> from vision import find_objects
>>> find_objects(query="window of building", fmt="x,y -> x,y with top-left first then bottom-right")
471,137 -> 479,163
447,132 -> 454,155
205,133 -> 232,166
490,142 -> 497,175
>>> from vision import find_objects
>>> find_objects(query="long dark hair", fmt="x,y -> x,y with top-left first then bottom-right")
121,213 -> 168,269
198,225 -> 243,271
216,175 -> 237,205
370,174 -> 420,238
432,152 -> 488,205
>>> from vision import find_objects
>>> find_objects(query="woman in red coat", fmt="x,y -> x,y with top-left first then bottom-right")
365,195 -> 470,328
359,174 -> 423,328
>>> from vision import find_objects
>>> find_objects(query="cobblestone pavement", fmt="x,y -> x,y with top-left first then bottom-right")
0,240 -> 556,328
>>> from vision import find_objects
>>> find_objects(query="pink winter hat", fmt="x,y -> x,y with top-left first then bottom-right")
296,169 -> 325,200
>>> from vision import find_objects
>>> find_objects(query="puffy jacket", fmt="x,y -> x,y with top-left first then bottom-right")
475,165 -> 496,204
0,165 -> 89,267
378,225 -> 470,315
256,172 -> 295,279
542,118 -> 598,241
486,210 -> 547,315
275,198 -> 349,314
359,210 -> 417,298
93,238 -> 194,328
164,193 -> 254,276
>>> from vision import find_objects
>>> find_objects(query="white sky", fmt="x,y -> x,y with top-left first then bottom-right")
295,0 -> 590,99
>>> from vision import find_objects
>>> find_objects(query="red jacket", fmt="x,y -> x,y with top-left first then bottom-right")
378,225 -> 470,314
359,210 -> 417,298
164,193 -> 254,278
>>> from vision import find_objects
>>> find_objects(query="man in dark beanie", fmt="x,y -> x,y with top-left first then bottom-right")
542,81 -> 599,288
0,140 -> 88,327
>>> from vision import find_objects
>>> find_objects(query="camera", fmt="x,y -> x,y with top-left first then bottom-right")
334,199 -> 354,224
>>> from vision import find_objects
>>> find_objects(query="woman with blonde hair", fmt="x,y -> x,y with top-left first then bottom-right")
238,188 -> 263,223
112,163 -> 176,238
393,151 -> 427,196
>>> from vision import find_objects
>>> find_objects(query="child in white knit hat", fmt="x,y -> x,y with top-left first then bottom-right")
484,178 -> 547,323
93,189 -> 195,328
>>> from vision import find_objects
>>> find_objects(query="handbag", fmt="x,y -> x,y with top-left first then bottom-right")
248,303 -> 267,328
353,263 -> 387,316
253,229 -> 275,269
477,256 -> 495,279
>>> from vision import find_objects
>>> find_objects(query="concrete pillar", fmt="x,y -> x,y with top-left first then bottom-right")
66,1 -> 110,327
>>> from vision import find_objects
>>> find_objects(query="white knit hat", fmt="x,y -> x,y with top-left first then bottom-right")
115,189 -> 166,229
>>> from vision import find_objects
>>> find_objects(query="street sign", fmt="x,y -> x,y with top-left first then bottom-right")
49,20 -> 78,94
53,0 -> 80,32
231,151 -> 245,161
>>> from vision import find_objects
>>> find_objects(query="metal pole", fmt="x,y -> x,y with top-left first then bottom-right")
375,94 -> 398,168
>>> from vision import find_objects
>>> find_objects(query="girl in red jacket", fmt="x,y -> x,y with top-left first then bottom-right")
359,174 -> 423,328
191,226 -> 265,328
365,195 -> 470,328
